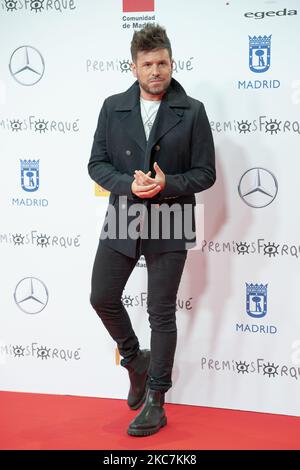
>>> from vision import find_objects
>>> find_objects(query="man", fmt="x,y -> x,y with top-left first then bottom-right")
88,24 -> 215,436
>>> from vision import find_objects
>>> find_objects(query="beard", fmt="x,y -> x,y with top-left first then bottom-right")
139,76 -> 172,96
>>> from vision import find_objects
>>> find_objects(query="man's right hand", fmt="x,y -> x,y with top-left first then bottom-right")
131,170 -> 161,199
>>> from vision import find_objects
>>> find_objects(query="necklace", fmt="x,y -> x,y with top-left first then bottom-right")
140,98 -> 160,132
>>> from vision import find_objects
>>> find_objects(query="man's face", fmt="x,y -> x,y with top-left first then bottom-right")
131,48 -> 173,99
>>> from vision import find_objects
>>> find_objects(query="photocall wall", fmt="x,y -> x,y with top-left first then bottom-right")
1,0 -> 300,416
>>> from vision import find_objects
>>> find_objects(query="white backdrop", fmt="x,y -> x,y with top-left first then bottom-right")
1,0 -> 300,417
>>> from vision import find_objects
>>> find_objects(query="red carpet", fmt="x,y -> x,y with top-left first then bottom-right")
0,391 -> 299,450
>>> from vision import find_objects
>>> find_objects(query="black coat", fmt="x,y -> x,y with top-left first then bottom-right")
88,78 -> 215,258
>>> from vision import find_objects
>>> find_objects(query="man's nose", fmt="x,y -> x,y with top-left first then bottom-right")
151,65 -> 160,76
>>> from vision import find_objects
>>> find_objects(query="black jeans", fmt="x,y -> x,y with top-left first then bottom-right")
90,240 -> 187,393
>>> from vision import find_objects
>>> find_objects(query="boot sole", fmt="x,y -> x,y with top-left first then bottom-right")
127,415 -> 167,437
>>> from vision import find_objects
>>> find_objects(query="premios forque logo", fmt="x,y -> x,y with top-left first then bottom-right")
1,341 -> 81,362
246,283 -> 268,318
3,0 -> 44,11
86,56 -> 194,73
20,159 -> 39,192
123,0 -> 154,12
0,0 -> 76,14
238,168 -> 278,208
2,0 -> 77,12
0,230 -> 81,249
121,291 -> 193,311
14,277 -> 48,314
210,114 -> 300,135
0,115 -> 80,133
9,45 -> 45,86
249,35 -> 271,73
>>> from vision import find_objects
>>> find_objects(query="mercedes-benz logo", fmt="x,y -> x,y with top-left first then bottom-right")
238,167 -> 278,208
14,277 -> 48,314
9,46 -> 45,86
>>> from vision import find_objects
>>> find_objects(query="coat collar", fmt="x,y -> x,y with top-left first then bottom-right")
115,78 -> 190,111
115,78 -> 189,153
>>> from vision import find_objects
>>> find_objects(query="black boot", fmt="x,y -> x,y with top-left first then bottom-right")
127,389 -> 166,436
121,349 -> 150,410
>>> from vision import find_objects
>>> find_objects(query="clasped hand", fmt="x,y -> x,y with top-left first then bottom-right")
131,162 -> 165,198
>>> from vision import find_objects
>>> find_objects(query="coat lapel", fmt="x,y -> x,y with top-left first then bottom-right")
115,82 -> 146,152
148,78 -> 190,148
114,78 -> 190,154
118,104 -> 147,152
147,100 -> 182,149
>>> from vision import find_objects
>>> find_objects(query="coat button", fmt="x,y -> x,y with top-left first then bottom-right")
154,145 -> 160,151
125,150 -> 131,156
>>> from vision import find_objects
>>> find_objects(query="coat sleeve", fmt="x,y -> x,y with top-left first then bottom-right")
159,102 -> 216,198
88,99 -> 134,197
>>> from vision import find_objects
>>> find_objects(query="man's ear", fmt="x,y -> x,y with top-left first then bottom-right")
131,62 -> 137,78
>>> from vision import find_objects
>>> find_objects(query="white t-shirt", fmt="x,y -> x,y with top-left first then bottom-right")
140,97 -> 161,140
